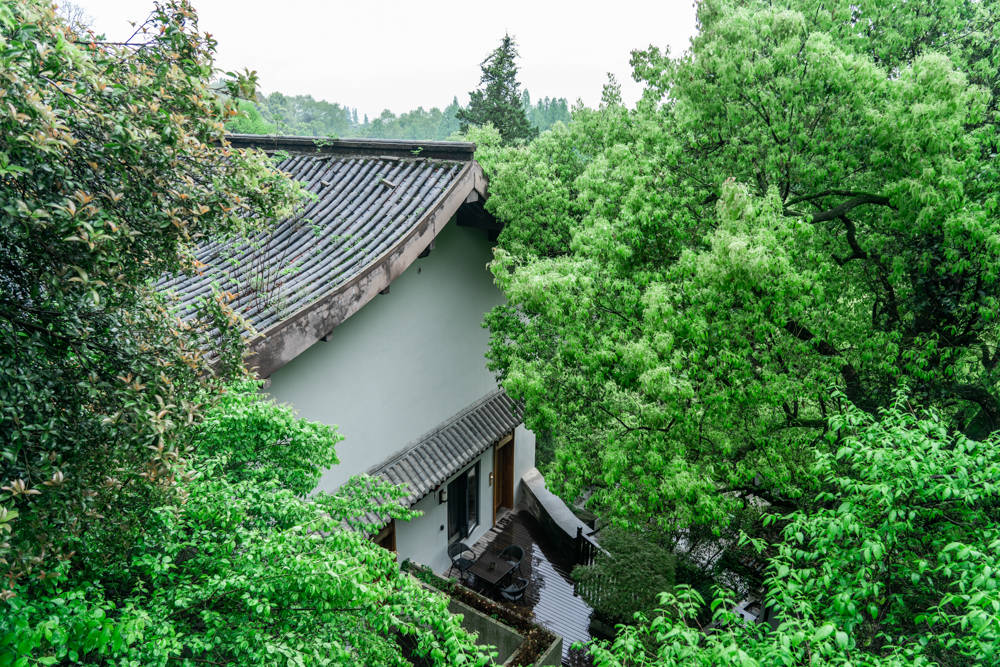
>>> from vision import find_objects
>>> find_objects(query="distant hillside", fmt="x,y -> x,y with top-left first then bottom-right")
227,91 -> 571,140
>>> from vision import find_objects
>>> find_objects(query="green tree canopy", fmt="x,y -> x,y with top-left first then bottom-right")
481,0 -> 1000,533
1,383 -> 493,665
588,397 -> 1000,664
229,92 -> 464,141
522,91 -> 572,134
478,0 -> 1000,660
225,98 -> 277,135
572,526 -> 677,626
0,0 -> 303,590
457,34 -> 537,144
254,91 -> 355,137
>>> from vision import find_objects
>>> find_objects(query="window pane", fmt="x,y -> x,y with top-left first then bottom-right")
467,463 -> 479,535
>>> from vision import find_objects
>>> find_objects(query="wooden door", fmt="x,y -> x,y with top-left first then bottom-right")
492,433 -> 515,523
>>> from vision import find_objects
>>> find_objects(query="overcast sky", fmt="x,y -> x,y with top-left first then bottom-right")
71,1 -> 699,118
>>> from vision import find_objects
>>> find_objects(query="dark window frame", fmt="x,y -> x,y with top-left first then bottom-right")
447,461 -> 480,542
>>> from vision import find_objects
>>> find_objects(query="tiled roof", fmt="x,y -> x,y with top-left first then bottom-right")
370,390 -> 524,507
157,135 -> 487,376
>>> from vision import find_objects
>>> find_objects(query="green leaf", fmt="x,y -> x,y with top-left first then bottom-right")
813,624 -> 835,641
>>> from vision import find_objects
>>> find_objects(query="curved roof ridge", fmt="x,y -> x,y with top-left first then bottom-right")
226,134 -> 477,161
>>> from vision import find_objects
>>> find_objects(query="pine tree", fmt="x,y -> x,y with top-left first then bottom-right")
457,34 -> 537,144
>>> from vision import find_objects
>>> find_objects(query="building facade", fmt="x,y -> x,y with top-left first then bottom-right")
164,135 -> 535,574
267,216 -> 535,572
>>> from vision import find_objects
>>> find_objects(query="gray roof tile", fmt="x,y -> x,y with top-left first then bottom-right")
158,136 -> 473,334
370,390 -> 523,508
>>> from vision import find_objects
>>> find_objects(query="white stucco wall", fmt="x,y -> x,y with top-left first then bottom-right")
513,424 -> 536,506
396,426 -> 535,574
397,447 -> 495,574
397,424 -> 535,572
266,219 -> 507,492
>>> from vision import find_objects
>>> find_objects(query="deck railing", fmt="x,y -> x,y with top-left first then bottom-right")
573,571 -> 619,607
573,525 -> 616,606
574,526 -> 601,567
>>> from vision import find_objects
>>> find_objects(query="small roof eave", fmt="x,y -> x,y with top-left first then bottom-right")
369,390 -> 524,508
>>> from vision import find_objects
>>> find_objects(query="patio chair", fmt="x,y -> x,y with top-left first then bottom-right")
500,576 -> 528,602
448,542 -> 474,581
499,544 -> 523,573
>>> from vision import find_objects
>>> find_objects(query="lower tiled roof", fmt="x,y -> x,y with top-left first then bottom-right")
370,390 -> 523,507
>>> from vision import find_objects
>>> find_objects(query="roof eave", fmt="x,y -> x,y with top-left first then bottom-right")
246,159 -> 489,378
368,389 -> 524,509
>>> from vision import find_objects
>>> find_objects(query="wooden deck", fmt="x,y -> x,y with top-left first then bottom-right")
464,510 -> 598,667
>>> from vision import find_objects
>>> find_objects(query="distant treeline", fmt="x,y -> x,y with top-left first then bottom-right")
227,90 -> 570,140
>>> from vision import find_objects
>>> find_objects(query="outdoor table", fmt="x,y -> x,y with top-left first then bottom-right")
468,550 -> 517,589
